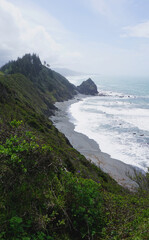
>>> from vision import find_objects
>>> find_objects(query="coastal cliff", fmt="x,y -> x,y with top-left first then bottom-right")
0,54 -> 148,240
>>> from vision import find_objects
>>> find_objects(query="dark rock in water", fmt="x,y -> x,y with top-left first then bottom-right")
98,93 -> 107,96
77,78 -> 98,95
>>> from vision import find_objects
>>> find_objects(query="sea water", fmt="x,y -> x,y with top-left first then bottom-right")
67,75 -> 149,171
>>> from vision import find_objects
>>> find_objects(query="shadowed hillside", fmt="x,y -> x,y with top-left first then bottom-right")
1,54 -> 77,111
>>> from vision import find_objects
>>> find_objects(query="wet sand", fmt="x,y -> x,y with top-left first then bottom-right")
50,95 -> 143,191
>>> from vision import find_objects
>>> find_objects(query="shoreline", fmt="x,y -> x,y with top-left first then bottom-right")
50,94 -> 143,191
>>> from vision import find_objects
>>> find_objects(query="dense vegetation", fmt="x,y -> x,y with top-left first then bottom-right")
0,54 -> 77,114
0,54 -> 149,239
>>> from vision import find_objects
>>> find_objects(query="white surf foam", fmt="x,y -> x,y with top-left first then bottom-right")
68,97 -> 149,171
81,95 -> 149,131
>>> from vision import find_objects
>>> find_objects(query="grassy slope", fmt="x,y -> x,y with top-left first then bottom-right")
0,73 -> 121,191
0,56 -> 149,239
0,54 -> 77,106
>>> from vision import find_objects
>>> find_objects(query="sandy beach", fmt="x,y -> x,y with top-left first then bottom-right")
50,95 -> 143,191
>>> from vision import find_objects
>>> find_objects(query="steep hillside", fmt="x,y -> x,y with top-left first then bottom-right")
0,55 -> 149,240
0,54 -> 77,108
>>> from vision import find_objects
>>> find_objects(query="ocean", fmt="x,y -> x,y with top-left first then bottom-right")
67,75 -> 149,171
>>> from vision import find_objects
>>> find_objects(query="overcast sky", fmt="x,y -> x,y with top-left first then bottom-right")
1,0 -> 149,76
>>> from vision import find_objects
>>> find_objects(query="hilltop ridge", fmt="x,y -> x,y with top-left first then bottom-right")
0,54 -> 98,112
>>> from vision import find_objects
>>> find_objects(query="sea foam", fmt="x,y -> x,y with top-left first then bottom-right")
68,93 -> 149,171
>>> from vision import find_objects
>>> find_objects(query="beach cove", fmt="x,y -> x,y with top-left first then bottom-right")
50,94 -> 143,191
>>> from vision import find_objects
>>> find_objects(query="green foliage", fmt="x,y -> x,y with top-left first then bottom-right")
0,124 -> 46,173
7,216 -> 53,240
0,54 -> 77,112
100,189 -> 149,240
0,121 -> 106,239
1,54 -> 42,78
0,119 -> 148,239
9,216 -> 24,238
132,168 -> 149,194
10,120 -> 23,128
62,172 -> 104,239
129,209 -> 149,239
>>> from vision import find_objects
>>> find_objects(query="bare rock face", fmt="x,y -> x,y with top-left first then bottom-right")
77,78 -> 98,95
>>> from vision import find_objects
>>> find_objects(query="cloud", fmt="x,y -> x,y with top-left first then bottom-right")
123,21 -> 149,38
0,0 -> 81,67
89,0 -> 110,16
71,40 -> 149,76
1,0 -> 149,76
86,0 -> 112,18
86,0 -> 128,22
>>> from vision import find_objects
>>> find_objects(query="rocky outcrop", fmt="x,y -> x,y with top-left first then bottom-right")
77,78 -> 98,95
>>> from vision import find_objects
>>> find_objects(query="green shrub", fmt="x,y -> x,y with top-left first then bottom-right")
10,120 -> 23,128
62,172 -> 104,239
